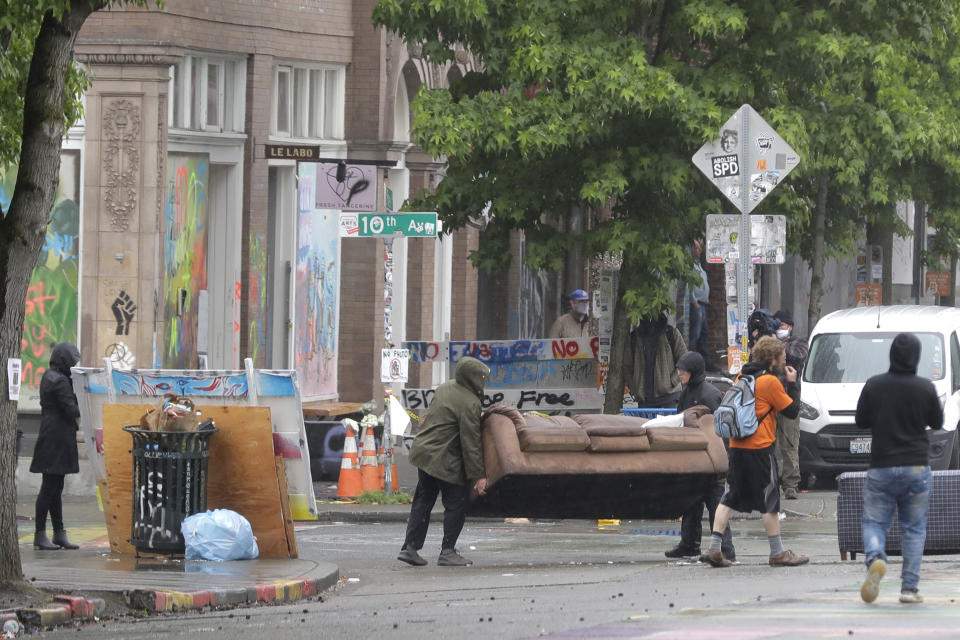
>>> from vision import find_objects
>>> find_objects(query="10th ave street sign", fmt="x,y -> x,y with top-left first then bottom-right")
338,212 -> 439,238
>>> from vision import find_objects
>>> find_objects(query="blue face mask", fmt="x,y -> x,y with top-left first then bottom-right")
574,302 -> 589,316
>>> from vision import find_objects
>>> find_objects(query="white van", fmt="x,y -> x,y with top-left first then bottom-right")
799,305 -> 960,483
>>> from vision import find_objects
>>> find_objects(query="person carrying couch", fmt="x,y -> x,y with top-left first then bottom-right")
398,356 -> 490,567
664,351 -> 735,561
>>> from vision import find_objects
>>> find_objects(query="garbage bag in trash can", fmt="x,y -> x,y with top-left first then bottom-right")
181,509 -> 259,561
123,425 -> 218,554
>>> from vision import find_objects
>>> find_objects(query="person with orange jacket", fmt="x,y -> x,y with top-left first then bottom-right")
704,336 -> 809,568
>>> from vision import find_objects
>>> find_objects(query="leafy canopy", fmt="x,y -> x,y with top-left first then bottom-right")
374,0 -> 960,318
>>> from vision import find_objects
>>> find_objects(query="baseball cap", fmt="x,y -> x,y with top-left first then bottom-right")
570,289 -> 589,301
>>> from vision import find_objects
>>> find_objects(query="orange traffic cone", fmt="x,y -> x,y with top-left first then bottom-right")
336,421 -> 362,499
359,424 -> 380,493
388,443 -> 399,490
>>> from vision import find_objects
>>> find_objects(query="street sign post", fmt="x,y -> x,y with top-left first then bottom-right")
340,210 -> 438,493
693,104 -> 800,369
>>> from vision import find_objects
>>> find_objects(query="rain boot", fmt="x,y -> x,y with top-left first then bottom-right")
52,529 -> 79,550
34,531 -> 59,551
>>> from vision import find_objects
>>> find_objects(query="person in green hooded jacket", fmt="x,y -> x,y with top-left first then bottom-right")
398,356 -> 490,567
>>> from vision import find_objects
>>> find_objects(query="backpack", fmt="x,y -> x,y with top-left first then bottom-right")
713,372 -> 774,439
748,308 -> 780,346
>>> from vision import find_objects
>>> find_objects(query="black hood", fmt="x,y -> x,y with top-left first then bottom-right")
676,351 -> 705,384
50,342 -> 80,377
636,313 -> 667,335
740,361 -> 768,377
889,332 -> 920,375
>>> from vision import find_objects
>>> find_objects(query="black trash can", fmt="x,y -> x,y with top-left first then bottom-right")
123,426 -> 217,554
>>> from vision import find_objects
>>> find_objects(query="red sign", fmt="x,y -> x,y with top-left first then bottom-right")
855,283 -> 882,307
925,271 -> 951,297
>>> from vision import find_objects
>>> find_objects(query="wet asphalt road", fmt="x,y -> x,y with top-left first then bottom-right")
32,493 -> 960,639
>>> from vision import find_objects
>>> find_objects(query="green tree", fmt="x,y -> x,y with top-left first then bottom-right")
373,1 -> 959,408
0,0 -> 152,588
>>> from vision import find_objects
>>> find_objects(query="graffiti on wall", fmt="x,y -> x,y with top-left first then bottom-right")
0,152 -> 80,411
163,154 -> 209,368
294,166 -> 340,398
248,234 -> 267,364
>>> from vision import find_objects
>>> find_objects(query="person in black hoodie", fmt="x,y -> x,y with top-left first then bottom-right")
30,342 -> 82,550
855,332 -> 943,605
664,352 -> 734,560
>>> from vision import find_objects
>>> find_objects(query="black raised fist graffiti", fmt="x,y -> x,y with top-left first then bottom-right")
111,290 -> 137,335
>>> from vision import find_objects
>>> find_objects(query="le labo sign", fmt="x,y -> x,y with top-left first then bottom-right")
265,144 -> 321,160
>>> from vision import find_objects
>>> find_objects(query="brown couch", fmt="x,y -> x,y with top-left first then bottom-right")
467,406 -> 728,520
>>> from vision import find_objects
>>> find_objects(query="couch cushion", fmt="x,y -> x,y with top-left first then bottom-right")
646,426 -> 708,451
572,413 -> 649,436
517,426 -> 591,452
588,434 -> 651,452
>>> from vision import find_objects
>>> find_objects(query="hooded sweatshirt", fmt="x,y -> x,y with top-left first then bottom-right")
855,332 -> 943,468
409,356 -> 490,485
675,351 -> 723,412
30,342 -> 82,475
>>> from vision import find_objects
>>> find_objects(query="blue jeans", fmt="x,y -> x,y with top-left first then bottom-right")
861,466 -> 932,591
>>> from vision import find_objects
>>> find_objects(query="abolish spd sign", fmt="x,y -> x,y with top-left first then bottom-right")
712,154 -> 739,178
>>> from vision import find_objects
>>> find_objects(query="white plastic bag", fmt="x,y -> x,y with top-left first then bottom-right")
181,509 -> 259,561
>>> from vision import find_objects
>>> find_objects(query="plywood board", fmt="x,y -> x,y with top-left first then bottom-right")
102,404 -> 291,557
275,456 -> 299,558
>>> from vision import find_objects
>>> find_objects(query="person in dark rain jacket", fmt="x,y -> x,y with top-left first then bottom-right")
30,343 -> 82,550
665,352 -> 734,561
398,356 -> 490,567
855,332 -> 943,604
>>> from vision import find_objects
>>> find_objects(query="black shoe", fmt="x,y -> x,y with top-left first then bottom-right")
52,529 -> 79,550
783,487 -> 798,500
664,544 -> 700,559
397,548 -> 427,566
34,531 -> 59,551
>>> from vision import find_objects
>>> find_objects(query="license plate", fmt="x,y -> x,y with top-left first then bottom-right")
850,438 -> 872,454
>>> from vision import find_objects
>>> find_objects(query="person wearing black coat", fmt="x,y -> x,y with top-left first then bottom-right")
30,343 -> 82,550
664,352 -> 735,561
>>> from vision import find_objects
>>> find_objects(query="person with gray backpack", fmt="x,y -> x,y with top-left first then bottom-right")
705,336 -> 808,568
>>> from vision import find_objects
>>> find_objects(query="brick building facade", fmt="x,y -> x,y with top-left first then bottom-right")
57,0 -> 482,406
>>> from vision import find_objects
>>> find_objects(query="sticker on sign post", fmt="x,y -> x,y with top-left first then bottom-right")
381,348 -> 410,383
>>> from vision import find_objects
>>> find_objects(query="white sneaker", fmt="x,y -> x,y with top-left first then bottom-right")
899,589 -> 924,604
860,558 -> 886,603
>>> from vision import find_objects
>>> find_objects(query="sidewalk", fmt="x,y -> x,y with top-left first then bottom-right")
6,484 -> 831,632
10,493 -> 340,628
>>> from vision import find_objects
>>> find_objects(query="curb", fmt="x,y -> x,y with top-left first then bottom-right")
124,569 -> 341,613
8,595 -> 105,629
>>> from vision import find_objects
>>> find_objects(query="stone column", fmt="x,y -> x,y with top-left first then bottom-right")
76,49 -> 179,369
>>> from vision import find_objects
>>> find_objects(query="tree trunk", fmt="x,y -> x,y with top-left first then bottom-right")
0,0 -> 101,588
807,174 -> 828,333
946,251 -> 958,307
603,254 -> 633,414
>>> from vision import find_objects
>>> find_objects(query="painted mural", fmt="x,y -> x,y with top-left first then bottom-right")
163,154 -> 209,368
295,164 -> 340,399
0,151 -> 81,412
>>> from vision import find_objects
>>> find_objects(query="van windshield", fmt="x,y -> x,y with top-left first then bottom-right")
804,332 -> 945,383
